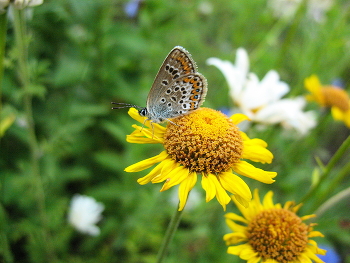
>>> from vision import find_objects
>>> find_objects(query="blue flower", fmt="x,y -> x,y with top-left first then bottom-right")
318,245 -> 341,263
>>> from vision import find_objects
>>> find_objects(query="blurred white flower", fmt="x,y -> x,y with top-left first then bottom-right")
268,0 -> 302,19
268,0 -> 333,22
0,0 -> 42,13
0,0 -> 10,13
13,0 -> 43,9
170,187 -> 202,211
68,194 -> 104,236
207,48 -> 316,135
198,1 -> 213,15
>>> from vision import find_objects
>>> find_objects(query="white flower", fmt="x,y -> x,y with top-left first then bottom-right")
13,0 -> 43,9
0,0 -> 42,13
207,48 -> 316,135
68,194 -> 104,236
268,0 -> 333,22
0,0 -> 10,13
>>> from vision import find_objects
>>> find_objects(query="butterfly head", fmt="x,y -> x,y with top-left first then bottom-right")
138,107 -> 148,118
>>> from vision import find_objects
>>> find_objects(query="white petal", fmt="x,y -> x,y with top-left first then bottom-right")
68,194 -> 105,236
253,97 -> 316,135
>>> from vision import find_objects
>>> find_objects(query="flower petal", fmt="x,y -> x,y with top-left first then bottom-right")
178,171 -> 197,211
242,140 -> 274,164
137,161 -> 164,185
227,243 -> 251,255
125,151 -> 168,172
160,166 -> 189,191
223,232 -> 247,245
224,212 -> 249,224
232,161 -> 276,184
151,159 -> 178,183
201,174 -> 216,202
202,173 -> 230,210
219,171 -> 252,203
230,113 -> 250,125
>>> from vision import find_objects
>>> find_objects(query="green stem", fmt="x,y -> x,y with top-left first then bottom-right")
12,7 -> 56,262
314,187 -> 350,219
299,135 -> 350,206
155,206 -> 184,263
0,10 -> 14,263
313,160 -> 350,210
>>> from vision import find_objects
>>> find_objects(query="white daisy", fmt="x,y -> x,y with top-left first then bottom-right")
68,194 -> 104,236
207,48 -> 316,135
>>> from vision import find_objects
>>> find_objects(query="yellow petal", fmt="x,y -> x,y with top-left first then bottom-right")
242,141 -> 274,164
223,232 -> 247,245
227,243 -> 250,255
304,75 -> 322,94
125,151 -> 168,172
262,191 -> 275,209
219,171 -> 252,203
203,173 -> 230,210
230,113 -> 250,125
233,161 -> 276,184
178,171 -> 197,211
137,161 -> 164,185
224,212 -> 249,224
304,247 -> 326,262
233,195 -> 250,208
127,134 -> 161,144
331,107 -> 350,127
308,231 -> 324,238
300,214 -> 316,221
201,174 -> 216,202
160,166 -> 189,191
151,159 -> 178,183
0,114 -> 16,137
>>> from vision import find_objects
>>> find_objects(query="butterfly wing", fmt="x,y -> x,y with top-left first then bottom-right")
147,73 -> 208,121
147,46 -> 207,122
146,46 -> 198,111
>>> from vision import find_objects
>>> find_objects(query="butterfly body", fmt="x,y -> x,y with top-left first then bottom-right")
112,46 -> 208,123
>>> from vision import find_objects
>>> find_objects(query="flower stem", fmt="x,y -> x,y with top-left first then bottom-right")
12,7 -> 56,262
155,206 -> 184,263
314,186 -> 350,219
300,135 -> 350,209
0,10 -> 14,263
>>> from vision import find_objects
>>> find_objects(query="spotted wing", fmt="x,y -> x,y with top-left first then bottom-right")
146,46 -> 198,110
147,73 -> 208,120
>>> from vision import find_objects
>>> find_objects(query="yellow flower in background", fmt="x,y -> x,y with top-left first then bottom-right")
125,107 -> 277,211
305,75 -> 350,128
224,189 -> 326,263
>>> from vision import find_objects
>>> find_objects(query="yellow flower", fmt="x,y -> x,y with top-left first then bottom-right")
224,189 -> 326,263
305,75 -> 350,127
125,107 -> 277,211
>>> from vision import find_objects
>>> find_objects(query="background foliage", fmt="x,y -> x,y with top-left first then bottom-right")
1,0 -> 349,262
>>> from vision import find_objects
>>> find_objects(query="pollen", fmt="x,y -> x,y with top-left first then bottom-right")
163,107 -> 243,174
247,208 -> 309,263
322,86 -> 350,111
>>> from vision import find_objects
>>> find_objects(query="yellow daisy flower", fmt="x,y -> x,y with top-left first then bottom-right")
125,107 -> 277,211
305,74 -> 350,127
224,189 -> 326,263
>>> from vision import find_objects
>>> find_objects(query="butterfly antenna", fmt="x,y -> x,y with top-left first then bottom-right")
111,102 -> 142,110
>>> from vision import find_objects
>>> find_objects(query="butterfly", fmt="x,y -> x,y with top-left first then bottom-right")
112,46 -> 208,124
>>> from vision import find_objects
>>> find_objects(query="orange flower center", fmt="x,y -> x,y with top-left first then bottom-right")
322,86 -> 350,111
247,208 -> 309,263
163,108 -> 243,174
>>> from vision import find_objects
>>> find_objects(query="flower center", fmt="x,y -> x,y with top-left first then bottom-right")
247,208 -> 309,263
322,86 -> 350,111
163,108 -> 243,174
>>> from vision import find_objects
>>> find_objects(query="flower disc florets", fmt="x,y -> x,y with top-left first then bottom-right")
247,208 -> 309,262
163,108 -> 243,174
